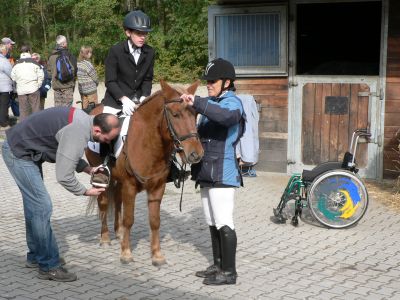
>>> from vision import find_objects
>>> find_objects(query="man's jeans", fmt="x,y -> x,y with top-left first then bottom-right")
2,140 -> 61,271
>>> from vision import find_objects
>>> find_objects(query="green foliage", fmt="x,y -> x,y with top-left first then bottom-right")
0,0 -> 216,82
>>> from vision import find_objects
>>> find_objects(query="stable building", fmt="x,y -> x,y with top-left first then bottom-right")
208,0 -> 400,179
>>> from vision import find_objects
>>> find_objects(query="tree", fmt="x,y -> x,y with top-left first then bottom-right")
0,0 -> 215,82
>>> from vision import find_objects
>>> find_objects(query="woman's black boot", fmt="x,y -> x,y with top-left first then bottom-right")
203,225 -> 237,285
195,226 -> 221,278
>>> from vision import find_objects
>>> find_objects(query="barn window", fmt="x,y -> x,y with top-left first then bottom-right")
296,1 -> 381,75
208,5 -> 287,77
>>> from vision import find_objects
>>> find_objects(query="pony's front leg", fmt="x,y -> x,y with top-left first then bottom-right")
97,193 -> 111,246
148,185 -> 167,267
120,182 -> 137,264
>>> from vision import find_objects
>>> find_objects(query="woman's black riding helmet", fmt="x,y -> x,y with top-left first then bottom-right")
123,10 -> 152,32
201,58 -> 236,81
202,58 -> 236,95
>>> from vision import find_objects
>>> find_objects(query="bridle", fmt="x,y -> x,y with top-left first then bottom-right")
163,98 -> 199,211
163,98 -> 199,154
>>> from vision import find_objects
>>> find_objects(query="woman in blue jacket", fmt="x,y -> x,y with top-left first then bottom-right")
181,58 -> 245,285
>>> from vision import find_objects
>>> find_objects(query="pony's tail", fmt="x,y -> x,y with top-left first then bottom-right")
86,195 -> 98,216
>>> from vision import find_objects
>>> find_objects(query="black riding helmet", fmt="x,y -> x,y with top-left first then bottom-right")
201,58 -> 236,81
123,10 -> 152,32
202,58 -> 236,97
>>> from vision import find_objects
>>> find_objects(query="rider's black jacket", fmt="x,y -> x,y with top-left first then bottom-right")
102,40 -> 155,109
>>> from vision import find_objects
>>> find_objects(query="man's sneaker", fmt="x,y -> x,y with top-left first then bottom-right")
26,257 -> 66,268
38,266 -> 77,282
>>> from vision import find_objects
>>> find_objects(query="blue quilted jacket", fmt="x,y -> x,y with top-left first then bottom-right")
191,91 -> 245,187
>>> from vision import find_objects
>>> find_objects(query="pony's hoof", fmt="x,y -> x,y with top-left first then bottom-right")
120,256 -> 134,264
99,241 -> 111,247
152,257 -> 167,267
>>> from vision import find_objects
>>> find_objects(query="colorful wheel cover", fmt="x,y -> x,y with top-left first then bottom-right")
308,171 -> 368,228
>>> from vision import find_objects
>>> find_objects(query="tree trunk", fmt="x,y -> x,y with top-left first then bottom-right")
38,0 -> 47,47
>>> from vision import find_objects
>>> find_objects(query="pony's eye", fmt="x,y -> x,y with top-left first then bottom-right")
172,112 -> 179,118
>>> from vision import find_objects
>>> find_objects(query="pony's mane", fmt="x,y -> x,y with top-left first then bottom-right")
138,90 -> 163,107
137,84 -> 186,108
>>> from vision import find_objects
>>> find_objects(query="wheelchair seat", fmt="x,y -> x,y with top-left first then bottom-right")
302,161 -> 342,183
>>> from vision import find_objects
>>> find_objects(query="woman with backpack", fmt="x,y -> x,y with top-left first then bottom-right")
77,46 -> 98,109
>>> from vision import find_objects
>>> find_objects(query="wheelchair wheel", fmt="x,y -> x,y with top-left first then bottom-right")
307,170 -> 368,229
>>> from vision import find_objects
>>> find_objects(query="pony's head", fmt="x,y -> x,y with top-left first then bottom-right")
160,80 -> 204,164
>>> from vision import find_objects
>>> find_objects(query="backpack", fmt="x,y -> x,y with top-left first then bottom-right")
55,52 -> 74,83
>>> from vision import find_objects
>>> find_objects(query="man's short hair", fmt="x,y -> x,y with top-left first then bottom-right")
56,35 -> 67,47
93,113 -> 120,133
20,45 -> 31,53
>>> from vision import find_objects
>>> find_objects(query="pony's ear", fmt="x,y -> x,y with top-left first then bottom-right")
160,79 -> 176,99
186,80 -> 200,95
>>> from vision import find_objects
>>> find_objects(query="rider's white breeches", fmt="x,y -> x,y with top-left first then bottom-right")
200,187 -> 235,230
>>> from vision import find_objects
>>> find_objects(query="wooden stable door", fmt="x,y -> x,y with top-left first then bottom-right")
301,83 -> 370,167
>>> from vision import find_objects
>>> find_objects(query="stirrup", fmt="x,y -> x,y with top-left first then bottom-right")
90,164 -> 111,188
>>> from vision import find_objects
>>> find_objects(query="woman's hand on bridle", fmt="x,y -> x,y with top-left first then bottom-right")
180,94 -> 194,106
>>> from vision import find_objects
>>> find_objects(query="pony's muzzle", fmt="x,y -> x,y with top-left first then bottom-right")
187,151 -> 202,164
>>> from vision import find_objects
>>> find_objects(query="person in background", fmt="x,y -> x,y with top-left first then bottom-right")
1,37 -> 15,65
102,10 -> 155,115
180,58 -> 245,286
11,45 -> 44,121
1,37 -> 19,118
47,35 -> 77,107
0,43 -> 13,129
2,107 -> 121,282
32,53 -> 51,110
77,45 -> 98,109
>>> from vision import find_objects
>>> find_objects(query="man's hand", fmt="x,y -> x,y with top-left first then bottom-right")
84,187 -> 105,196
121,96 -> 137,115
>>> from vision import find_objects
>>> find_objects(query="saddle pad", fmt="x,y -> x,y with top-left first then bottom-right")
103,106 -> 121,115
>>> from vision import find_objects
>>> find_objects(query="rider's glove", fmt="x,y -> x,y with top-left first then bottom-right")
120,96 -> 136,115
139,96 -> 146,103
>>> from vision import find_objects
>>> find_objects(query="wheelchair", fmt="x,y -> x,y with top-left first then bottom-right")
272,129 -> 371,229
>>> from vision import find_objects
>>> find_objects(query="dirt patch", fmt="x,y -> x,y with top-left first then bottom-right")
365,178 -> 400,213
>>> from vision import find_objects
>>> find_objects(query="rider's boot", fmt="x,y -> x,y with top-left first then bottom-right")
195,226 -> 221,278
203,225 -> 237,285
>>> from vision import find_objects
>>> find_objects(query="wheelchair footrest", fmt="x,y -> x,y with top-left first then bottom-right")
271,209 -> 287,224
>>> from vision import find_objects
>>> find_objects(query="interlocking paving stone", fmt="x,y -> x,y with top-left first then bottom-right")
1,148 -> 400,299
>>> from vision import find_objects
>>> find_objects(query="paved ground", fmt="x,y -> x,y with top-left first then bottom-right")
1,85 -> 400,299
0,149 -> 400,299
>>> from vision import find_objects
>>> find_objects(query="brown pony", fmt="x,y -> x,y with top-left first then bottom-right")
86,80 -> 203,266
